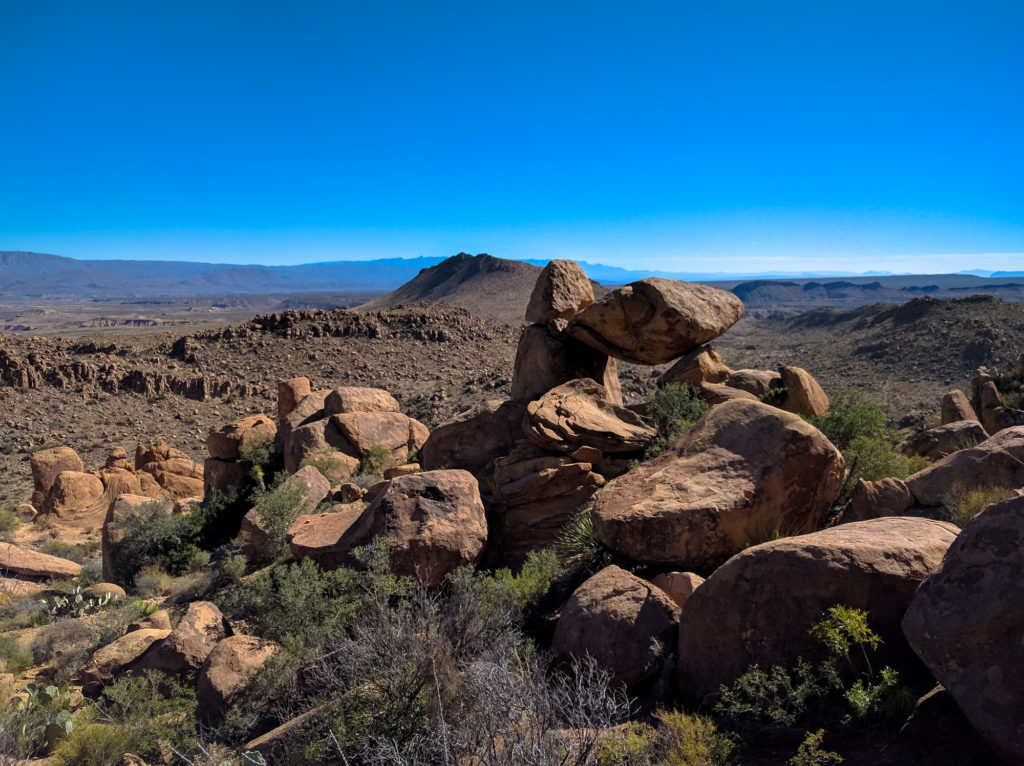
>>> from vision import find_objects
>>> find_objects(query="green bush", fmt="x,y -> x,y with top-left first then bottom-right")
0,508 -> 21,540
238,433 -> 278,472
808,388 -> 888,451
789,729 -> 843,765
30,620 -> 101,680
657,710 -> 735,766
645,383 -> 709,459
950,484 -> 1018,527
594,721 -> 656,765
0,634 -> 34,675
556,511 -> 613,573
360,444 -> 395,477
251,478 -> 308,561
716,605 -> 913,730
221,553 -> 248,583
49,723 -> 131,766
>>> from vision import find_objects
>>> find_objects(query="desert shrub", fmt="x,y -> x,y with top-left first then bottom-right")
810,388 -> 930,506
188,549 -> 212,571
0,507 -> 21,540
656,710 -> 735,766
950,484 -> 1018,527
77,557 -> 103,585
0,634 -> 34,675
360,444 -> 395,477
37,539 -> 95,564
0,682 -> 79,759
221,552 -> 248,583
55,671 -> 198,765
716,605 -> 913,731
134,564 -> 173,598
595,721 -> 657,765
30,619 -> 101,680
352,470 -> 381,489
0,595 -> 51,632
789,729 -> 843,765
167,569 -> 219,603
301,454 -> 347,480
109,500 -> 196,586
556,511 -> 613,574
238,433 -> 278,474
251,477 -> 308,561
645,383 -> 709,459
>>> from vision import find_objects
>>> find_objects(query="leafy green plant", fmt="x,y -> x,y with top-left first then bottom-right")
657,710 -> 735,766
760,386 -> 788,407
594,721 -> 656,765
0,634 -> 35,675
0,508 -> 21,540
789,729 -> 843,765
239,433 -> 277,471
645,383 -> 709,459
360,444 -> 395,477
222,553 -> 248,583
0,683 -> 78,758
42,585 -> 114,619
251,478 -> 308,561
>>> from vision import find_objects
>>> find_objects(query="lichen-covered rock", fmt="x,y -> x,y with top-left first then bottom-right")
902,496 -> 1024,765
566,278 -> 744,365
525,259 -> 595,323
593,399 -> 845,570
553,565 -> 679,686
677,517 -> 959,705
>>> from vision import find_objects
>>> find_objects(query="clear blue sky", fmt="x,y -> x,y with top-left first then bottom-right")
2,1 -> 1022,273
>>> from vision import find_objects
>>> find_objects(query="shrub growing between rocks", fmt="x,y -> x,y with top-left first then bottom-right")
645,383 -> 709,459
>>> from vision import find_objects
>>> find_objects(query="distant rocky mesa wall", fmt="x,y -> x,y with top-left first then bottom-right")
0,346 -> 255,401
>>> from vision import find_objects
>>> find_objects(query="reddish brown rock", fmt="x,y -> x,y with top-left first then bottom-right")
102,493 -> 161,580
277,377 -> 311,421
696,382 -> 760,406
197,635 -> 280,725
127,609 -> 171,633
566,278 -> 744,365
421,399 -> 525,475
134,442 -> 191,471
899,420 -> 988,461
330,411 -> 429,462
840,477 -> 915,524
204,457 -> 249,496
135,601 -> 228,677
104,447 -> 131,471
523,378 -> 657,454
323,386 -> 400,416
724,369 -> 780,397
79,628 -> 170,696
592,399 -> 845,570
384,463 -> 421,479
206,414 -> 277,460
331,470 -> 487,586
0,541 -> 81,580
678,517 -> 959,704
902,496 -> 1024,765
287,506 -> 365,565
44,470 -> 104,518
941,389 -> 980,426
553,565 -> 680,686
979,380 -> 1011,435
778,365 -> 830,417
83,582 -> 126,601
650,571 -> 704,609
334,482 -> 364,503
525,259 -> 595,323
660,346 -> 733,388
30,446 -> 83,499
510,324 -> 622,406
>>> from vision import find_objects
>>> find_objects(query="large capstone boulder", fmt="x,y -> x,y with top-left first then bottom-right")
677,517 -> 959,705
899,420 -> 989,461
902,496 -> 1024,765
197,635 -> 280,725
206,414 -> 277,460
525,259 -> 595,323
329,470 -> 487,586
566,278 -> 744,365
523,378 -> 657,454
552,565 -> 679,687
510,324 -> 622,405
592,399 -> 845,570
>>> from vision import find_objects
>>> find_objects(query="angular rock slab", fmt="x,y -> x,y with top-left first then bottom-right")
941,389 -> 980,426
287,506 -> 364,566
902,496 -> 1024,765
552,565 -> 679,687
134,601 -> 228,677
324,386 -> 400,416
79,628 -> 171,696
277,377 -> 311,421
524,378 -> 656,454
592,399 -> 845,570
525,259 -> 595,324
566,277 -> 744,365
677,517 -> 959,705
332,470 -> 487,586
0,541 -> 81,580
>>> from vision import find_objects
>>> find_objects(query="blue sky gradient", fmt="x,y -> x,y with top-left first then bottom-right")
2,1 -> 1022,273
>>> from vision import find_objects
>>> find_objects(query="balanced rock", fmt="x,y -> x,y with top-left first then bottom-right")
592,399 -> 845,570
331,470 -> 487,586
136,601 -> 228,677
523,378 -> 657,454
902,496 -> 1024,765
566,278 -> 744,365
553,565 -> 679,687
0,541 -> 81,580
277,377 -> 311,421
525,259 -> 595,323
207,414 -> 277,460
899,420 -> 988,461
778,365 -> 830,417
197,635 -> 280,725
677,517 -> 959,704
421,399 -> 525,476
510,324 -> 622,405
660,345 -> 733,388
324,386 -> 400,416
941,389 -> 980,425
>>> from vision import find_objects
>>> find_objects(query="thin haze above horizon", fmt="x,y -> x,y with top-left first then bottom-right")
1,2 -> 1022,275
